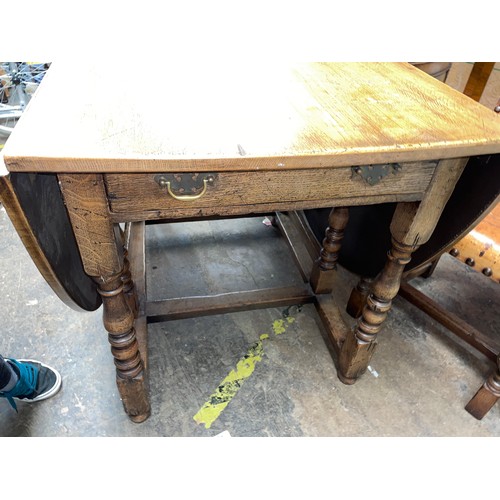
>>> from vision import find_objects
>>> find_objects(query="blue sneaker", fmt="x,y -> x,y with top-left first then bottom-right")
0,359 -> 62,411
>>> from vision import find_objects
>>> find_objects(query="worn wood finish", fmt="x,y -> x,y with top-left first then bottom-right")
104,162 -> 435,217
305,154 -> 500,282
5,63 -> 500,174
324,63 -> 495,283
122,250 -> 138,315
465,359 -> 500,420
108,192 -> 427,223
121,245 -> 138,318
346,277 -> 374,319
390,158 -> 470,247
310,207 -> 349,294
274,212 -> 350,350
127,222 -> 148,375
57,174 -> 123,276
96,272 -> 150,422
5,63 -> 500,422
338,158 -> 470,383
127,221 -> 146,317
395,61 -> 497,278
345,156 -> 472,310
273,212 -> 351,351
289,210 -> 322,259
339,238 -> 415,383
274,211 -> 317,282
314,294 -> 349,350
58,174 -> 150,422
146,285 -> 316,323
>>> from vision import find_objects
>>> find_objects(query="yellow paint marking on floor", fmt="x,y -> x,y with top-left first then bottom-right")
193,315 -> 296,429
273,316 -> 295,335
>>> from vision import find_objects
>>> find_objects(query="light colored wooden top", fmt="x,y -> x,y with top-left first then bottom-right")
3,62 -> 500,173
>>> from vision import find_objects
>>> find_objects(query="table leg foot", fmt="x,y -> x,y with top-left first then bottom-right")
465,386 -> 499,420
129,413 -> 151,424
117,373 -> 151,422
337,370 -> 358,385
465,361 -> 500,420
338,324 -> 380,382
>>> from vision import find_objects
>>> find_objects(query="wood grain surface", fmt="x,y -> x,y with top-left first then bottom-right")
57,173 -> 123,277
104,161 -> 436,214
4,62 -> 500,173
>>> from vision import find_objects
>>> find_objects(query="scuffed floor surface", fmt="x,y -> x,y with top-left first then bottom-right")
1,210 -> 499,437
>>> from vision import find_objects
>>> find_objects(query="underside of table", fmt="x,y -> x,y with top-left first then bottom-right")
125,211 -> 351,422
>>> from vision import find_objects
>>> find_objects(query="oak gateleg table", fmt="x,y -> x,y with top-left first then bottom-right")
2,62 -> 500,422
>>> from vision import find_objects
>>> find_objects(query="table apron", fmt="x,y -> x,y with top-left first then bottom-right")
104,161 -> 436,221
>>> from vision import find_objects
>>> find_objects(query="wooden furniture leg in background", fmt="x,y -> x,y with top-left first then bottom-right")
346,276 -> 374,319
465,357 -> 500,419
58,174 -> 151,423
310,207 -> 349,294
463,62 -> 495,102
397,280 -> 500,419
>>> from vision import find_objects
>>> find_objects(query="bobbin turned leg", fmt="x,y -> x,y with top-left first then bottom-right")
338,238 -> 415,384
97,273 -> 150,422
337,158 -> 469,384
310,207 -> 349,294
58,174 -> 150,422
465,356 -> 500,419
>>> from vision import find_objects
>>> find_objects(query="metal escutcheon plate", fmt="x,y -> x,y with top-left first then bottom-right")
154,173 -> 217,200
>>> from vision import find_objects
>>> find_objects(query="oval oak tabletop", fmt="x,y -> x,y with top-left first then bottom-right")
3,62 -> 500,173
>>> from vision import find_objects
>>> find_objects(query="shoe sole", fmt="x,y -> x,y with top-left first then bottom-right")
13,359 -> 62,403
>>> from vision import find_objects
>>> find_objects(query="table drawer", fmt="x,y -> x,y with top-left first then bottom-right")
104,162 -> 436,216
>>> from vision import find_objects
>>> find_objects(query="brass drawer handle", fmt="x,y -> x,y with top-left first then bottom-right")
155,173 -> 215,201
164,177 -> 209,201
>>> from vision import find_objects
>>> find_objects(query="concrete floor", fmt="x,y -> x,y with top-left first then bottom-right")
0,62 -> 499,437
0,211 -> 499,437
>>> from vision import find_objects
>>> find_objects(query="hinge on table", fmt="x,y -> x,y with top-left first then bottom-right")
351,163 -> 402,186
